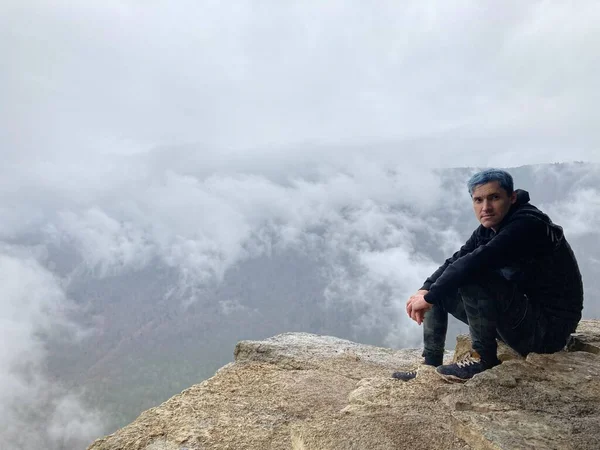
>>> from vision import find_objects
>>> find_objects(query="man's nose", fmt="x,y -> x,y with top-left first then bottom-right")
482,200 -> 492,210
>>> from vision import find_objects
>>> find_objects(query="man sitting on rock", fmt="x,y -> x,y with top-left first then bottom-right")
393,168 -> 584,382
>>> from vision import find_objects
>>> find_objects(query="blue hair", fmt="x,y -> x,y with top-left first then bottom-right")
467,169 -> 514,195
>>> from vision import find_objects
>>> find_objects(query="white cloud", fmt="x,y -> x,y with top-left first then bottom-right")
542,188 -> 600,237
1,1 -> 599,162
0,248 -> 104,450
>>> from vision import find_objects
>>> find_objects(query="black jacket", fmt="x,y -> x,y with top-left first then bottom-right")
422,190 -> 583,324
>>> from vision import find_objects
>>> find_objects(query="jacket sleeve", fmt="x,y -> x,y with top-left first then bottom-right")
424,216 -> 550,305
420,230 -> 479,291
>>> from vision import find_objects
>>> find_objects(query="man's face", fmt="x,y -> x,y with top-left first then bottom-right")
471,181 -> 517,230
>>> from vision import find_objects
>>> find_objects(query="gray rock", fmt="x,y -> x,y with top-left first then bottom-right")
567,319 -> 600,355
234,332 -> 426,377
88,322 -> 600,450
453,334 -> 523,363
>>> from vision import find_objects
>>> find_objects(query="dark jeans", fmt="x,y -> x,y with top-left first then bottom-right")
423,271 -> 572,369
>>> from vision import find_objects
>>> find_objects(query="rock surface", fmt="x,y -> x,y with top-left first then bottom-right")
88,320 -> 600,450
453,334 -> 523,363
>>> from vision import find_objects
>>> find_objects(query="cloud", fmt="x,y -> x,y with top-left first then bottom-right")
31,154 -> 442,296
542,188 -> 600,237
1,1 -> 600,162
0,247 -> 105,450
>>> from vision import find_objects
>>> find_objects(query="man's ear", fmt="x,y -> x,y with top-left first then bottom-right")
510,191 -> 517,204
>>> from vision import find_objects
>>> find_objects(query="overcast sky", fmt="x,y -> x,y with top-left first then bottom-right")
1,2 -> 600,448
2,0 -> 600,164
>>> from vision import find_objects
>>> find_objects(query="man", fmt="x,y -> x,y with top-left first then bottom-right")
393,168 -> 583,382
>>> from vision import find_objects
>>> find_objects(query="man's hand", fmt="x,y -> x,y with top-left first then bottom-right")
406,290 -> 432,325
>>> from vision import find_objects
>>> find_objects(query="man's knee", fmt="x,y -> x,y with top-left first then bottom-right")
457,283 -> 492,313
458,271 -> 522,311
458,282 -> 485,299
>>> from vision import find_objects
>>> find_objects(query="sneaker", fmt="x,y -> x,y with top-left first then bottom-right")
391,370 -> 417,381
435,357 -> 484,382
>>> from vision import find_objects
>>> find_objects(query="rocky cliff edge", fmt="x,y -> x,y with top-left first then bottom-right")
88,320 -> 600,450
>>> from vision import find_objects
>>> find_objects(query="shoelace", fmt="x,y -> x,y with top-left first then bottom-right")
456,357 -> 480,368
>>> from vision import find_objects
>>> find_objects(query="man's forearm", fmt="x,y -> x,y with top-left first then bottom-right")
421,231 -> 479,292
421,261 -> 451,291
